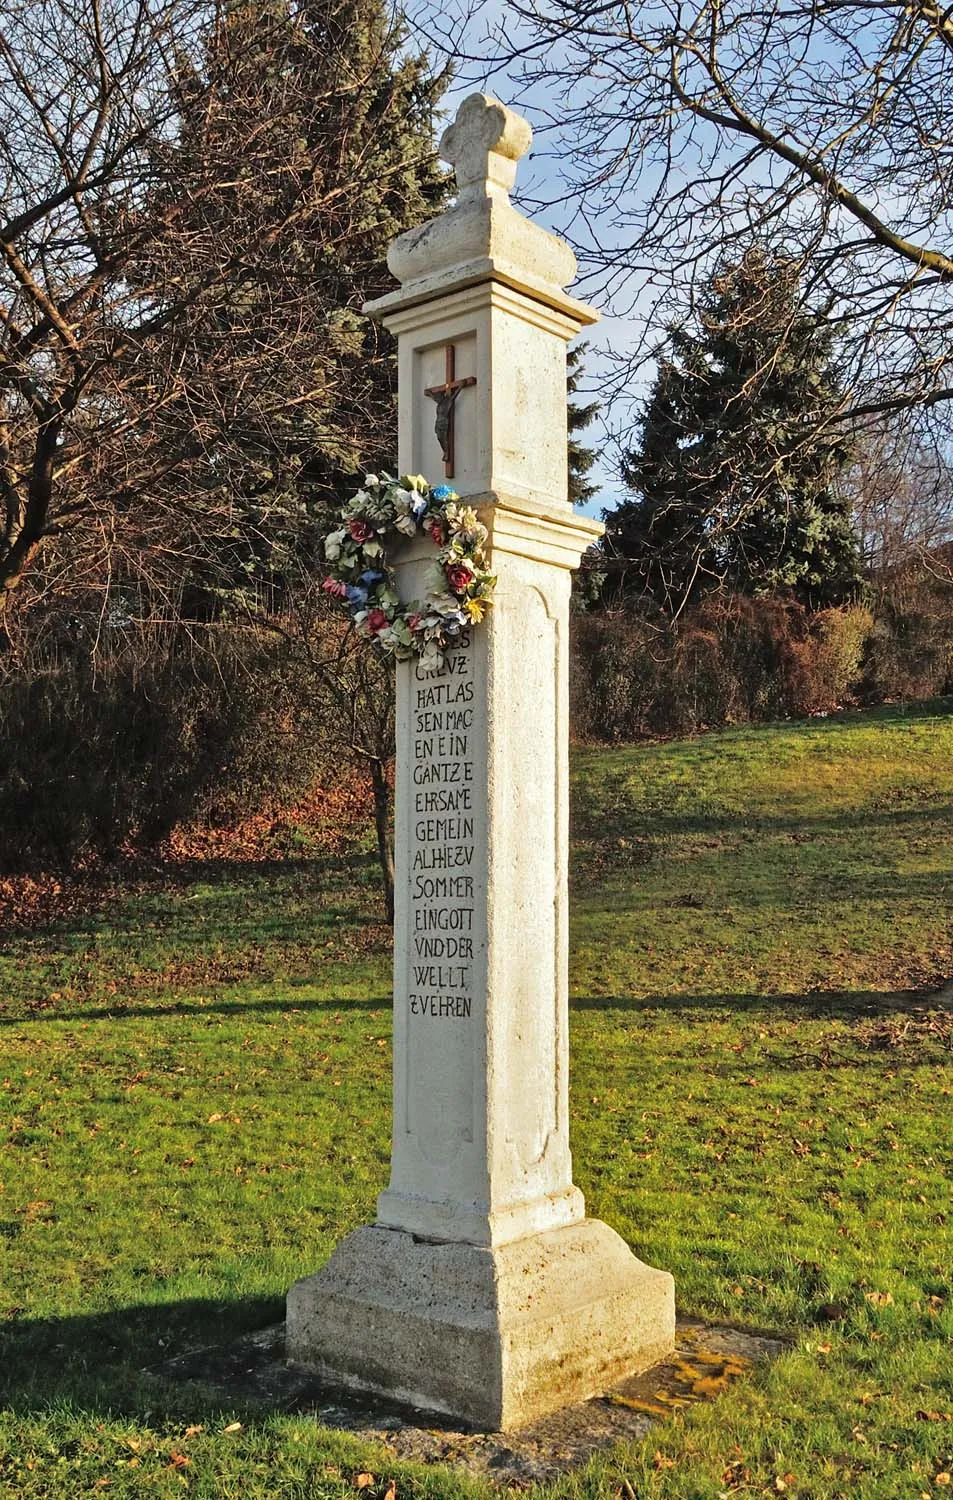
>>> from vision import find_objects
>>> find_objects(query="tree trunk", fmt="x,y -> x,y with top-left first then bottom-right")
370,757 -> 395,925
0,417 -> 59,609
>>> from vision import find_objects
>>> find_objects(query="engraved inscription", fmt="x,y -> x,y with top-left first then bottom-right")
409,634 -> 476,1023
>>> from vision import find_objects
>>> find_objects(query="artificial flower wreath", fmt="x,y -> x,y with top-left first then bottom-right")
322,472 -> 496,673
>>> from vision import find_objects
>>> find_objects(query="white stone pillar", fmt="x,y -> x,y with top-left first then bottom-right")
287,93 -> 674,1431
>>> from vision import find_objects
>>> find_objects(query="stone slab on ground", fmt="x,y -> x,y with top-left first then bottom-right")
156,1317 -> 787,1487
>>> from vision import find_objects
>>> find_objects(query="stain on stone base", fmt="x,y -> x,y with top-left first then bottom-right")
155,1318 -> 787,1487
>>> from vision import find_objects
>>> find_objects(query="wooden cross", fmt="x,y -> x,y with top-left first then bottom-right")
424,344 -> 476,478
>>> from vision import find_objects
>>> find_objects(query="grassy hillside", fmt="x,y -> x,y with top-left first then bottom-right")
1,702 -> 951,1498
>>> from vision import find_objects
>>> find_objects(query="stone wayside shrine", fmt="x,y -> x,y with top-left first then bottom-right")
286,93 -> 675,1430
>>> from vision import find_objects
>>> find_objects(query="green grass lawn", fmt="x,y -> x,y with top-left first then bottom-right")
1,701 -> 951,1498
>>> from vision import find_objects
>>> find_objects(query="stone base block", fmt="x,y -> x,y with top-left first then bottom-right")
286,1218 -> 675,1430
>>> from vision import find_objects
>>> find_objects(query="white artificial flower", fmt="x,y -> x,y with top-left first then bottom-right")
324,529 -> 346,561
444,503 -> 486,547
395,513 -> 417,536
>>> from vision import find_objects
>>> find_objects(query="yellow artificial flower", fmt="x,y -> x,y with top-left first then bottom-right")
464,597 -> 487,623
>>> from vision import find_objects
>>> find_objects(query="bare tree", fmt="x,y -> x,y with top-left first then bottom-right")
0,0 -> 214,625
0,0 -> 446,638
316,632 -> 396,924
262,588 -> 396,920
428,0 -> 953,432
840,420 -> 953,583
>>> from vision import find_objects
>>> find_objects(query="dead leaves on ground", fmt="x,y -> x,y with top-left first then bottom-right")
0,770 -> 373,937
858,1009 -> 953,1053
864,1290 -> 895,1308
606,1348 -> 753,1420
352,1473 -> 396,1500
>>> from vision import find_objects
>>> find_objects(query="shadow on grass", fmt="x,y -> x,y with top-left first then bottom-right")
0,849 -> 385,942
572,697 -> 953,760
572,988 -> 952,1071
571,860 -> 953,915
0,1294 -> 286,1419
155,850 -> 381,886
9,986 -> 950,1032
572,986 -> 951,1022
573,794 -> 953,844
0,992 -> 392,1026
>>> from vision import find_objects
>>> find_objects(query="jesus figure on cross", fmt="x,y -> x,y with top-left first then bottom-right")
424,343 -> 476,478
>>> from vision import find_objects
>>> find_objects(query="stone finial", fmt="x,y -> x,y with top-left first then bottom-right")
439,93 -> 532,204
368,89 -> 592,317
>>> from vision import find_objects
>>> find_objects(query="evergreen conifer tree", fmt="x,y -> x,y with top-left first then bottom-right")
132,0 -> 449,606
607,248 -> 862,611
567,343 -> 600,508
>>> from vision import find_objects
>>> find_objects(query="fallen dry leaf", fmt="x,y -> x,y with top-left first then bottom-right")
692,1374 -> 730,1397
354,1474 -> 375,1490
604,1393 -> 670,1416
865,1290 -> 894,1307
222,1422 -> 242,1434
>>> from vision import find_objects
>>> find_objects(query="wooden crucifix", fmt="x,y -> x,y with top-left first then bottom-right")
424,343 -> 476,478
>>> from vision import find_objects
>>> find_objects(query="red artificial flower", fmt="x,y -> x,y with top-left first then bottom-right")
347,518 -> 374,543
445,562 -> 473,596
408,612 -> 422,631
322,576 -> 348,598
367,608 -> 388,633
429,521 -> 446,546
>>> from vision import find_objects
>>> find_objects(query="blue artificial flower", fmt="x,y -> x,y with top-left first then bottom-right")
359,569 -> 385,587
442,610 -> 467,634
431,485 -> 455,502
345,584 -> 369,609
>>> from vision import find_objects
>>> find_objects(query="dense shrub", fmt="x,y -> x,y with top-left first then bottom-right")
860,569 -> 953,703
0,621 -> 338,871
571,596 -> 875,742
787,604 -> 875,716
